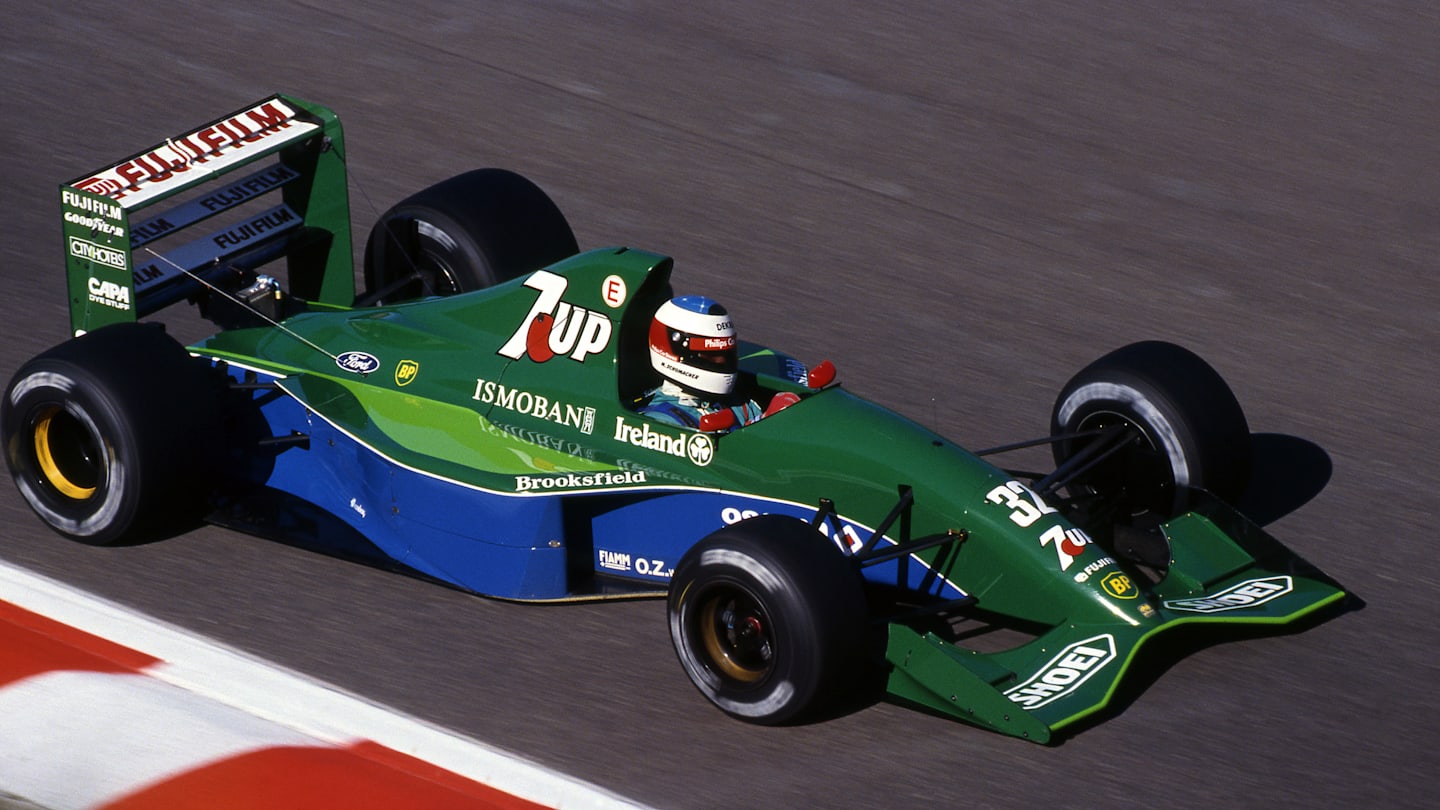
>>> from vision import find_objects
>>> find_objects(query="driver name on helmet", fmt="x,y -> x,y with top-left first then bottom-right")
638,295 -> 762,429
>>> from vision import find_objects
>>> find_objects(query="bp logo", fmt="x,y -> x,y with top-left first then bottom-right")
1101,571 -> 1138,599
395,359 -> 419,386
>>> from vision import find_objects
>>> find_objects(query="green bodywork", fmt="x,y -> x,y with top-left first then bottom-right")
57,95 -> 1348,743
196,247 -> 1346,743
885,501 -> 1345,742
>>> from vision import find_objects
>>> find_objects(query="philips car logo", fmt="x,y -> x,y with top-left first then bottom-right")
498,270 -> 613,363
1163,576 -> 1293,614
1005,634 -> 1117,710
336,351 -> 381,375
68,236 -> 127,270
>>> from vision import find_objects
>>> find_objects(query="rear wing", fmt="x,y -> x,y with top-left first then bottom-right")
59,94 -> 354,336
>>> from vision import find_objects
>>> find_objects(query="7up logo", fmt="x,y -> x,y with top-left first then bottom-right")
498,270 -> 614,363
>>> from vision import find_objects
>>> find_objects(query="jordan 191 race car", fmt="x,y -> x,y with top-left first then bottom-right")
4,95 -> 1348,743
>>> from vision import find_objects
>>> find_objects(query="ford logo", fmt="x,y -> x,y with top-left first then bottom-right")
336,351 -> 381,374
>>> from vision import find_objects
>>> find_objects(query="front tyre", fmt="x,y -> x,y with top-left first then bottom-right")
668,515 -> 867,725
1050,341 -> 1251,524
2,324 -> 220,545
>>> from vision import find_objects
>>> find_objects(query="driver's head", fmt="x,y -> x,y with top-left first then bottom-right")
649,295 -> 737,396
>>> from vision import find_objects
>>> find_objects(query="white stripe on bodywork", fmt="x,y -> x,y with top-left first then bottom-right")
200,356 -> 970,600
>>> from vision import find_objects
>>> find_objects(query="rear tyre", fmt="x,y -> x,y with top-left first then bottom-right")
668,515 -> 867,724
362,169 -> 578,303
2,323 -> 221,545
1050,341 -> 1251,524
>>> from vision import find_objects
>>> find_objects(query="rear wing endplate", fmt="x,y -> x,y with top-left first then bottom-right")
59,94 -> 353,335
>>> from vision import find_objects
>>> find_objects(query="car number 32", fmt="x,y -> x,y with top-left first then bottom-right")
985,481 -> 1057,528
986,481 -> 1092,571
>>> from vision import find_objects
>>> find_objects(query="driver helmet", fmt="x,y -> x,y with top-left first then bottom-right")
649,295 -> 738,396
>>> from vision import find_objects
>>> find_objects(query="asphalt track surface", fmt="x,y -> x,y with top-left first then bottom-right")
2,2 -> 1434,807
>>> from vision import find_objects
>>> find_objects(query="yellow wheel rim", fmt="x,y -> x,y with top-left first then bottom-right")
33,406 -> 97,500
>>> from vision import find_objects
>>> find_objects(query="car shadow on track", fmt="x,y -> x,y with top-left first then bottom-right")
1233,433 -> 1333,527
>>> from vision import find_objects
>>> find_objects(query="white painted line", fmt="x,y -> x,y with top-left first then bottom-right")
0,671 -> 320,809
0,560 -> 650,810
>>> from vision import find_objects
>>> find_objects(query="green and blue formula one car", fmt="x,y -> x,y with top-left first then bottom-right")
4,95 -> 1348,743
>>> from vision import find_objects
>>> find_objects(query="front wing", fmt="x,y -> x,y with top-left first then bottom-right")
883,494 -> 1347,743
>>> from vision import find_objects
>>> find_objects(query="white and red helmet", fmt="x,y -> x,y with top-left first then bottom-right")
649,296 -> 738,396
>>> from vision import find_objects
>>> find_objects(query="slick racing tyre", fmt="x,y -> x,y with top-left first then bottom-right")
1050,341 -> 1251,524
2,323 -> 221,545
362,169 -> 578,303
668,515 -> 867,725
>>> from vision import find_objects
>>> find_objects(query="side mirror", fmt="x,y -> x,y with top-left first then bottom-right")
698,409 -> 737,433
764,392 -> 801,416
807,360 -> 836,389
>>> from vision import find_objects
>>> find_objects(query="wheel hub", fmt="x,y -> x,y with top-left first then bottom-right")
32,405 -> 100,500
699,590 -> 773,684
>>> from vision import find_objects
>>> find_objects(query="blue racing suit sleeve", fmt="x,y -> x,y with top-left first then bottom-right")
730,399 -> 764,426
637,399 -> 701,428
637,387 -> 762,431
